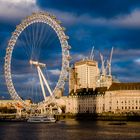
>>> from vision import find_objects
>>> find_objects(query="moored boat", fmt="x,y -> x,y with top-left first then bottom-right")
27,115 -> 56,123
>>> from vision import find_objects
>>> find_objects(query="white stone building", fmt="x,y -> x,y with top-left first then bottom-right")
65,87 -> 106,114
64,83 -> 140,114
67,58 -> 140,115
104,83 -> 140,113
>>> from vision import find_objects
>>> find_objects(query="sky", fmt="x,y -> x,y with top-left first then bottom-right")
0,0 -> 140,100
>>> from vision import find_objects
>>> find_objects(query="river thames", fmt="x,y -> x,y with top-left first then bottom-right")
0,120 -> 140,140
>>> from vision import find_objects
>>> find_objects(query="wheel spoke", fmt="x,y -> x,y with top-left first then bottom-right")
4,12 -> 70,109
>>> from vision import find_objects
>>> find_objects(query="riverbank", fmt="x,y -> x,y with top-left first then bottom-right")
55,113 -> 140,121
0,113 -> 140,122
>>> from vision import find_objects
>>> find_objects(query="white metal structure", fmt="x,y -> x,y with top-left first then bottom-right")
106,47 -> 113,76
4,12 -> 71,108
29,60 -> 53,101
106,47 -> 114,76
89,46 -> 94,60
100,53 -> 106,76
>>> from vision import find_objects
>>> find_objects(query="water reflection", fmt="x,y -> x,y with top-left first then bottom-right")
0,121 -> 140,140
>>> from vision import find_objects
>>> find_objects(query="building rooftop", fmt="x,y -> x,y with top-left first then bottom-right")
69,82 -> 140,96
75,59 -> 97,66
70,87 -> 107,96
108,82 -> 140,91
95,87 -> 107,94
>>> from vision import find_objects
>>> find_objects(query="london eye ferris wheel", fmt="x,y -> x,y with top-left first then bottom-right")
4,12 -> 71,106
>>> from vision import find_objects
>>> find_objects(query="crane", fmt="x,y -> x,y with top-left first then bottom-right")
89,46 -> 94,60
107,47 -> 114,76
100,53 -> 106,76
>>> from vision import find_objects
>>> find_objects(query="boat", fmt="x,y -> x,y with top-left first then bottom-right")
27,115 -> 56,123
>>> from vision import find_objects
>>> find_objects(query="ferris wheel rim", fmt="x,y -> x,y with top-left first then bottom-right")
4,12 -> 71,106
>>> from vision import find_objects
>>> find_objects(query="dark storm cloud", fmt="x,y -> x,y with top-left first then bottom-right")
0,30 -> 11,48
0,22 -> 16,59
68,24 -> 140,58
37,0 -> 140,18
112,60 -> 140,82
67,22 -> 140,83
104,28 -> 140,50
0,0 -> 140,99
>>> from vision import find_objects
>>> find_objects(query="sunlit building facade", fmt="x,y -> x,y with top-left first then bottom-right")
65,83 -> 140,114
0,100 -> 31,109
69,59 -> 100,94
67,59 -> 140,114
104,83 -> 140,113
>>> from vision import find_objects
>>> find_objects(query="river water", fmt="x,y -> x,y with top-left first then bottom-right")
0,120 -> 140,140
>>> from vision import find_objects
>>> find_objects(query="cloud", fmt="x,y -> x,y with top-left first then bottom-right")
0,0 -> 38,22
75,9 -> 140,28
134,58 -> 140,65
108,49 -> 140,81
109,9 -> 140,28
48,69 -> 60,76
112,61 -> 140,82
1,0 -> 140,99
72,54 -> 86,61
39,8 -> 140,29
113,49 -> 140,62
37,0 -> 140,19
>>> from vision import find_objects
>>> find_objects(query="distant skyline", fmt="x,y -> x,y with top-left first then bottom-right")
0,0 -> 140,99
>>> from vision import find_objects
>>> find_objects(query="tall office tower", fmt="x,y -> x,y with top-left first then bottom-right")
69,59 -> 100,94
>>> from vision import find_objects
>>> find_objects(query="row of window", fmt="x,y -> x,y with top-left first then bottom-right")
116,100 -> 140,104
109,106 -> 140,110
118,106 -> 140,110
68,107 -> 96,111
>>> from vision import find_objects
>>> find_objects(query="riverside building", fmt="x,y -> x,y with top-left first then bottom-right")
1,52 -> 140,115
66,56 -> 140,114
69,59 -> 100,94
0,100 -> 31,109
